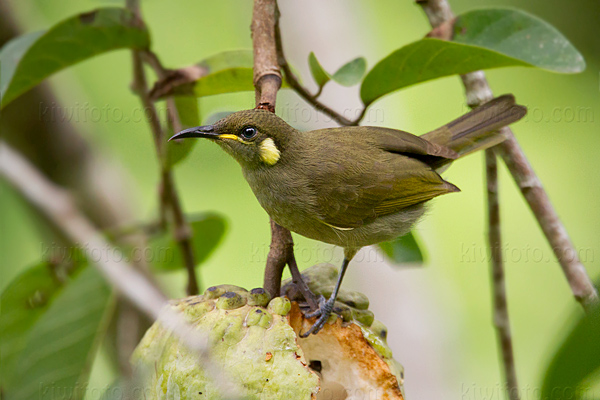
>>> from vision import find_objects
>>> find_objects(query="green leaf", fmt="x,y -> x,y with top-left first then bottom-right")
198,49 -> 253,72
192,68 -> 255,98
9,266 -> 113,400
0,8 -> 149,108
0,260 -> 85,390
204,111 -> 234,125
151,50 -> 256,100
453,9 -> 585,74
0,262 -> 64,389
379,231 -> 425,264
151,213 -> 227,272
361,9 -> 585,106
361,38 -> 528,106
152,50 -> 292,100
308,52 -> 331,88
332,57 -> 367,86
166,96 -> 201,168
541,305 -> 600,400
0,31 -> 44,103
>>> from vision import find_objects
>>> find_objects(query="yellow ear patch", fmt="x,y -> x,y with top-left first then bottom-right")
259,138 -> 281,165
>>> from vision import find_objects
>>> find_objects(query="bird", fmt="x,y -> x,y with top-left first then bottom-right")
169,94 -> 527,336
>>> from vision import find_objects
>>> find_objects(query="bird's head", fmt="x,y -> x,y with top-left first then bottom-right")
169,109 -> 295,169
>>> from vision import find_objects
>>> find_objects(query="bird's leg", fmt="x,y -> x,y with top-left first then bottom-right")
287,255 -> 319,310
301,248 -> 357,337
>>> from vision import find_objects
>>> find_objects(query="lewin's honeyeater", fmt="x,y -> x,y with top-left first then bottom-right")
170,94 -> 527,336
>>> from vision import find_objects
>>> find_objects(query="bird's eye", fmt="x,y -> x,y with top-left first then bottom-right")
240,126 -> 258,140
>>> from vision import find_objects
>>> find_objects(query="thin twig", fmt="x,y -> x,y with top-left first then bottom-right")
417,0 -> 521,396
126,1 -> 200,295
274,24 -> 364,127
460,69 -> 521,398
0,142 -> 242,399
486,148 -> 520,400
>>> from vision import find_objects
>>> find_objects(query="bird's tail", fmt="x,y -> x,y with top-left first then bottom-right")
422,94 -> 527,164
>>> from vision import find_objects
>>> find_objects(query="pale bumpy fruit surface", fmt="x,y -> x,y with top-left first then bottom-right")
132,265 -> 405,399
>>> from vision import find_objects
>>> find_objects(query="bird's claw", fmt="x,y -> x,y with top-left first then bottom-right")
300,295 -> 335,337
304,295 -> 327,318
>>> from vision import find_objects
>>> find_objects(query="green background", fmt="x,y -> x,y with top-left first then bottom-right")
1,0 -> 599,398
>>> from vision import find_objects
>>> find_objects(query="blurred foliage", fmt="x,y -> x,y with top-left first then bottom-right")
1,264 -> 112,399
0,8 -> 149,108
541,304 -> 600,400
1,0 -> 599,399
379,232 -> 425,265
166,96 -> 201,167
308,51 -> 331,90
0,259 -> 84,389
308,53 -> 367,90
149,213 -> 227,272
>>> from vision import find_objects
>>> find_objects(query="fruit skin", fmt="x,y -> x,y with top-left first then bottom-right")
132,266 -> 406,399
132,288 -> 319,400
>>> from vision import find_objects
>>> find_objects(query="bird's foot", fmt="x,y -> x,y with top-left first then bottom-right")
300,295 -> 336,337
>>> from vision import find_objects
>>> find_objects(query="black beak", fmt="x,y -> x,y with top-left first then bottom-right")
168,125 -> 217,141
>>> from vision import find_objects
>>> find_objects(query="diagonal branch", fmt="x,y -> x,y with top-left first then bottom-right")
0,142 -> 242,399
417,0 -> 598,314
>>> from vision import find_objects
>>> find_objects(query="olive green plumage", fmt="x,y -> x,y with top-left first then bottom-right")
170,94 -> 527,335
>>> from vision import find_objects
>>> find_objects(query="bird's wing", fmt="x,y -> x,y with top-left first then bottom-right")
306,127 -> 459,229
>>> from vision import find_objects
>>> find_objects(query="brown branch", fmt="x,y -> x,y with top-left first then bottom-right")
251,1 -> 318,309
251,0 -> 287,297
274,24 -> 364,127
126,2 -> 200,295
252,0 -> 282,110
496,136 -> 599,309
0,142 -> 242,399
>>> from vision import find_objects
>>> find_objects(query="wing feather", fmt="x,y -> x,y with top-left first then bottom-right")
304,127 -> 459,229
